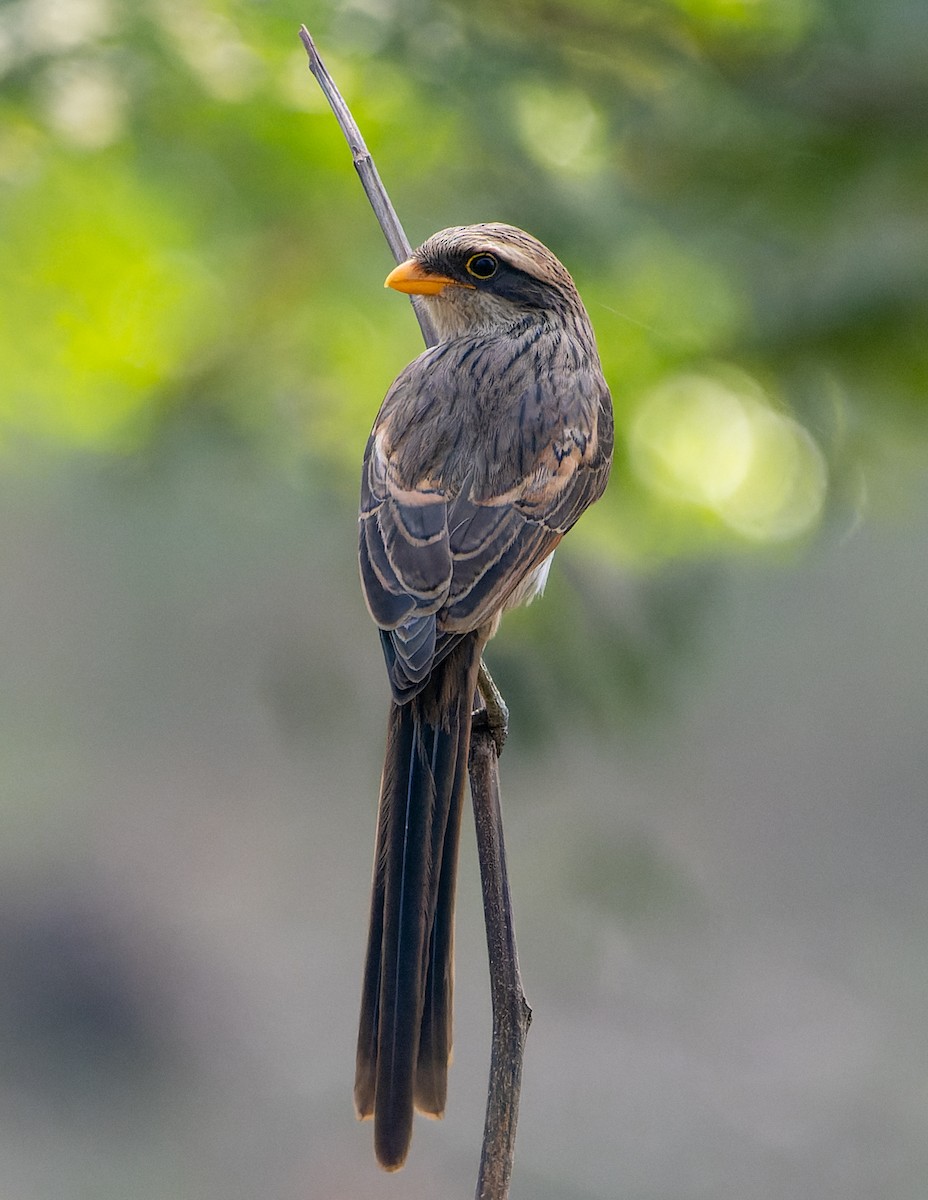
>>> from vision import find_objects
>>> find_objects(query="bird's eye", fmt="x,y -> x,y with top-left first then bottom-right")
465,253 -> 499,280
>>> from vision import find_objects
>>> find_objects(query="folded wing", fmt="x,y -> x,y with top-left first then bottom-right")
359,344 -> 613,701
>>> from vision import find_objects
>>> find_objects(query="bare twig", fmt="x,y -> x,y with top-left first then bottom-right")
298,25 -> 438,348
469,713 -> 532,1200
299,24 -> 531,1199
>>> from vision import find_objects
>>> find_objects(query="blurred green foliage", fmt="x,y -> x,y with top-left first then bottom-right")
1,0 -> 925,554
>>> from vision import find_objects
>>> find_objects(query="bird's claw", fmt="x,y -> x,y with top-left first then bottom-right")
473,658 -> 509,756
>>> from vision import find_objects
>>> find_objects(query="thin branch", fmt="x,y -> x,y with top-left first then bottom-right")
299,24 -> 531,1200
298,25 -> 438,348
469,713 -> 532,1200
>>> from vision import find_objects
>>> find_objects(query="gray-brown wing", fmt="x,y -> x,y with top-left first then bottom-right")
439,372 -> 613,632
359,349 -> 613,701
359,426 -> 452,700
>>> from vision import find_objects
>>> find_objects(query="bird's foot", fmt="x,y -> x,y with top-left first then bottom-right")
474,658 -> 509,756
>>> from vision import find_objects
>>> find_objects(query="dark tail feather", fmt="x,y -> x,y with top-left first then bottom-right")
355,638 -> 479,1171
414,715 -> 470,1115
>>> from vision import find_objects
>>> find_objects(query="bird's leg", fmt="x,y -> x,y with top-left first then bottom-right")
474,658 -> 509,756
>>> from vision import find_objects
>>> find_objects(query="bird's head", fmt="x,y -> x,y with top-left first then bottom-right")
385,223 -> 589,343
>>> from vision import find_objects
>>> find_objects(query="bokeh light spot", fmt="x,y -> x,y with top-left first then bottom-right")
514,83 -> 606,176
631,372 -> 755,505
719,405 -> 828,541
41,59 -> 127,149
631,369 -> 827,542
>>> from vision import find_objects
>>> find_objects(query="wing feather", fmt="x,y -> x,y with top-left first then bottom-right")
359,332 -> 613,701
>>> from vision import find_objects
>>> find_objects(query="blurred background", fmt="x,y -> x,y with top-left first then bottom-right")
1,0 -> 927,1196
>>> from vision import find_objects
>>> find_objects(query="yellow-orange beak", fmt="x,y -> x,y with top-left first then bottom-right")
384,258 -> 469,296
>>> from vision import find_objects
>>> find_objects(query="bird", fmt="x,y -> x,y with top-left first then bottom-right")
354,223 -> 613,1170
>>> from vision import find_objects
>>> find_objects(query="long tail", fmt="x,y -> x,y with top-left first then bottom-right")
355,637 -> 480,1171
